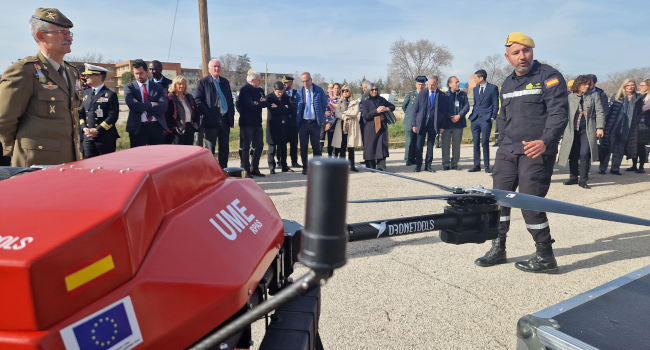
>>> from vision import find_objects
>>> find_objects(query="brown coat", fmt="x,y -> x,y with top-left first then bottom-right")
333,97 -> 362,148
0,51 -> 83,167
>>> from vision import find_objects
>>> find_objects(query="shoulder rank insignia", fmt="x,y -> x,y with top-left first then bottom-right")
545,78 -> 559,88
34,63 -> 46,83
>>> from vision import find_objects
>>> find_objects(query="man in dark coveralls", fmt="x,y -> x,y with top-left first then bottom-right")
402,76 -> 427,165
474,32 -> 568,274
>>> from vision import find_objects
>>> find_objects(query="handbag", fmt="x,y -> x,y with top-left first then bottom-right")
385,110 -> 397,125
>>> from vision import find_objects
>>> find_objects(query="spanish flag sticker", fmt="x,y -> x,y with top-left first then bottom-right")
64,251 -> 115,295
545,78 -> 559,88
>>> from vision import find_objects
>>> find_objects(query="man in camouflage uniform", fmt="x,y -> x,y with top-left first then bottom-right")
0,8 -> 83,167
402,76 -> 427,165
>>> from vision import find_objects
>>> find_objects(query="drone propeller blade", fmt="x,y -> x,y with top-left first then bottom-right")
357,166 -> 454,192
490,189 -> 650,227
349,194 -> 489,204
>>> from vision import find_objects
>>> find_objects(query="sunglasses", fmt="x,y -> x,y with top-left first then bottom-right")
342,89 -> 350,92
370,89 -> 378,92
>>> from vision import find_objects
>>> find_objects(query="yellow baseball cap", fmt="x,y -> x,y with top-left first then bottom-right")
505,32 -> 535,48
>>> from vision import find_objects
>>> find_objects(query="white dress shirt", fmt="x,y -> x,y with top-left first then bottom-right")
136,80 -> 156,122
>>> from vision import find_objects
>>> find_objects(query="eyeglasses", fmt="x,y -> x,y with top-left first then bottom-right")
301,80 -> 310,83
41,30 -> 73,37
370,88 -> 378,92
342,89 -> 350,92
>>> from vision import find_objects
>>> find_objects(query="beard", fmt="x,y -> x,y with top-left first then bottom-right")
512,59 -> 532,73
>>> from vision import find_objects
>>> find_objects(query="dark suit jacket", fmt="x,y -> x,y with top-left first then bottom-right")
153,76 -> 173,91
412,89 -> 449,134
79,85 -> 120,140
237,83 -> 268,127
469,82 -> 499,123
193,75 -> 235,129
124,79 -> 168,134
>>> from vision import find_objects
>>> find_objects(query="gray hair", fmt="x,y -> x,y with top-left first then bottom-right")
29,17 -> 51,43
362,80 -> 371,88
364,82 -> 376,98
429,75 -> 439,83
246,72 -> 260,84
208,59 -> 221,67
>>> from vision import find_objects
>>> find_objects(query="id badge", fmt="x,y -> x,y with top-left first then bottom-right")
96,108 -> 104,119
455,100 -> 460,108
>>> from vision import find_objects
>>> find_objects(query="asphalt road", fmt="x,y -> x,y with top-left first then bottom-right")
235,145 -> 650,349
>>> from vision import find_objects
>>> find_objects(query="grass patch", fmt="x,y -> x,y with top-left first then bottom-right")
115,120 -> 496,154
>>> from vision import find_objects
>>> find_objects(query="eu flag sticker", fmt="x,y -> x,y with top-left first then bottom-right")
60,296 -> 143,350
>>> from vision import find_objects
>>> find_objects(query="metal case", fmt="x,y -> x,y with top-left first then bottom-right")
517,264 -> 650,350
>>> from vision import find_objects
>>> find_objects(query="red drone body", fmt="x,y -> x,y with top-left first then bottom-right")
0,146 -> 284,349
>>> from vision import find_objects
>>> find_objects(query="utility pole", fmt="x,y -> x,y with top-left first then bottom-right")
198,0 -> 210,78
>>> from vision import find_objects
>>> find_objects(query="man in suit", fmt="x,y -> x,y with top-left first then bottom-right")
295,72 -> 328,175
468,69 -> 499,173
237,71 -> 268,177
442,76 -> 470,170
412,76 -> 449,172
283,76 -> 301,168
194,59 -> 235,169
78,64 -> 119,157
124,59 -> 168,147
149,60 -> 172,91
0,8 -> 83,167
402,76 -> 427,165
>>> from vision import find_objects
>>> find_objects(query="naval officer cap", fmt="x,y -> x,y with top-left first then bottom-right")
32,8 -> 74,29
82,63 -> 109,75
281,76 -> 294,83
505,32 -> 535,48
415,76 -> 427,83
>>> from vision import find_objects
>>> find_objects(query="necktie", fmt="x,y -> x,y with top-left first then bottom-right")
479,86 -> 484,102
142,83 -> 152,121
58,66 -> 68,89
305,90 -> 312,119
429,92 -> 434,119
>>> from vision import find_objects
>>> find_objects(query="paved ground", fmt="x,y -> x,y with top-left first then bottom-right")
236,144 -> 650,349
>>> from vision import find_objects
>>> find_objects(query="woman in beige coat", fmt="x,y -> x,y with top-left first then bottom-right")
333,85 -> 362,171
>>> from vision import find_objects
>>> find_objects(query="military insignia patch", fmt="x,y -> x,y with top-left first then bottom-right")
46,11 -> 56,20
50,105 -> 56,113
41,83 -> 59,90
83,95 -> 88,101
34,63 -> 46,83
98,97 -> 109,103
75,79 -> 82,92
545,78 -> 559,88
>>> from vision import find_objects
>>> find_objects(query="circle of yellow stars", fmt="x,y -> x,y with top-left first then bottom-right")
90,316 -> 119,347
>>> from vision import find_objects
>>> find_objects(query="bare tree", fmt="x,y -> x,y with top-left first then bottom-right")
474,54 -> 510,86
387,38 -> 453,93
600,67 -> 650,98
65,52 -> 105,63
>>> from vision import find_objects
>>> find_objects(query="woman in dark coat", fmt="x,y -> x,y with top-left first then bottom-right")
361,82 -> 395,171
600,79 -> 639,175
265,81 -> 294,174
165,75 -> 200,145
628,79 -> 650,172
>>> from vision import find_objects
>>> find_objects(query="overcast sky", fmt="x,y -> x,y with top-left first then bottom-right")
1,0 -> 648,84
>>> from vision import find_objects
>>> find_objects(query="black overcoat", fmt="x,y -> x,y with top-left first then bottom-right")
265,92 -> 293,145
361,96 -> 395,160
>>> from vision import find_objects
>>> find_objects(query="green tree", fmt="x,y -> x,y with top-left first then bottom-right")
120,71 -> 135,86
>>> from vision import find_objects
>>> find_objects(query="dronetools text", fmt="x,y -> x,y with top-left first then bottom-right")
387,220 -> 435,236
208,198 -> 262,240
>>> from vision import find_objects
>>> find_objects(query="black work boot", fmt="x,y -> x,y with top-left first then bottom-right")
515,241 -> 558,274
475,235 -> 507,267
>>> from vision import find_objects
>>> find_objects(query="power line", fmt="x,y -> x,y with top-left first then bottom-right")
167,0 -> 181,62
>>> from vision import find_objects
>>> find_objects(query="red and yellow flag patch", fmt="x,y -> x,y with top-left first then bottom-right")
545,78 -> 559,88
64,251 -> 115,296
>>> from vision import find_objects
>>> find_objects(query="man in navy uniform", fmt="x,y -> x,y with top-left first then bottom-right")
283,76 -> 301,168
475,32 -> 568,274
402,76 -> 426,165
78,64 -> 119,157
